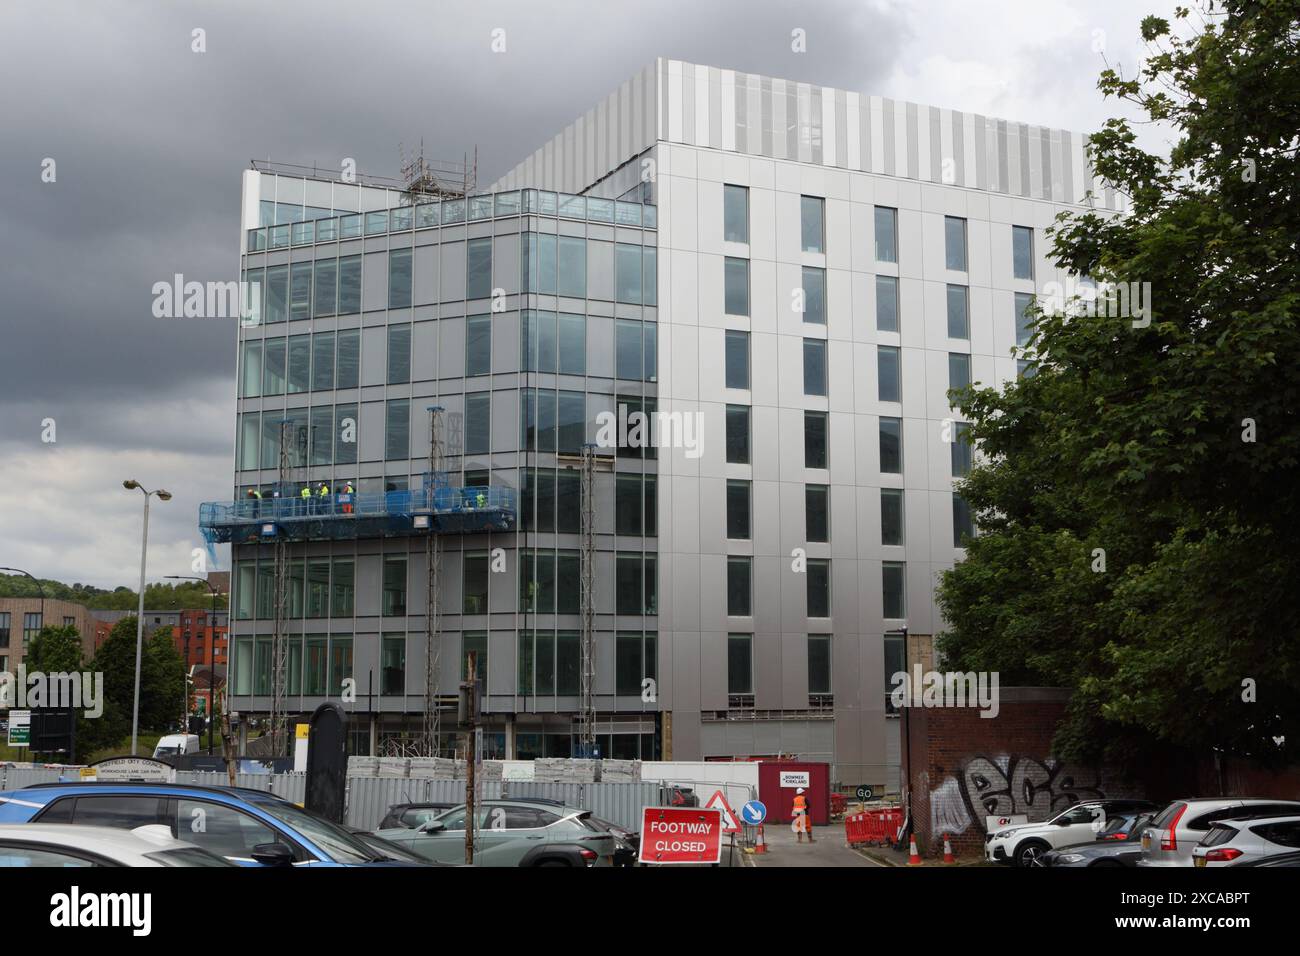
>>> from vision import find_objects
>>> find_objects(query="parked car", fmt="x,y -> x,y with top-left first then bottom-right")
587,815 -> 639,866
152,734 -> 200,760
1138,798 -> 1300,867
667,786 -> 699,807
985,800 -> 1157,867
0,782 -> 423,867
1191,815 -> 1300,867
377,802 -> 457,830
1229,849 -> 1300,867
349,827 -> 451,865
375,799 -> 619,866
1039,812 -> 1153,867
0,823 -> 235,867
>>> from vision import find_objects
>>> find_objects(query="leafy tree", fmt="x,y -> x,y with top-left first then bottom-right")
82,617 -> 187,752
937,2 -> 1300,766
24,625 -> 84,673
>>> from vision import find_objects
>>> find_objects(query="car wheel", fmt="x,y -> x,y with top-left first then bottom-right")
1015,841 -> 1050,868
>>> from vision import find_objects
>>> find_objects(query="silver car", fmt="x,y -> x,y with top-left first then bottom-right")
0,824 -> 235,867
1192,815 -> 1300,867
1138,798 -> 1300,866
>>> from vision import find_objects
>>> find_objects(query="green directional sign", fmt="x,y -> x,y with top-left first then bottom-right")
7,710 -> 31,747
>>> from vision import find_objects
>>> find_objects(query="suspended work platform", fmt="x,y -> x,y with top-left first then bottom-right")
199,474 -> 515,545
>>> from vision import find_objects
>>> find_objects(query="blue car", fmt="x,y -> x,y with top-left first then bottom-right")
0,782 -> 421,867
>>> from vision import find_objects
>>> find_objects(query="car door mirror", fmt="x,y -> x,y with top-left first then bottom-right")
251,843 -> 295,867
418,820 -> 446,834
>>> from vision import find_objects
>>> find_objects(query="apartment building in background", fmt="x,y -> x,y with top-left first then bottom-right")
212,59 -> 1112,790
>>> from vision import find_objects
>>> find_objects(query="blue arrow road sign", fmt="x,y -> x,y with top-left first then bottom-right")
741,800 -> 767,825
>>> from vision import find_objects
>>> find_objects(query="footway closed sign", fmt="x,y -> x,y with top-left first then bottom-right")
639,807 -> 724,864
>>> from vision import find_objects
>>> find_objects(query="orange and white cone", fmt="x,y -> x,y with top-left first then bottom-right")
908,835 -> 922,865
943,834 -> 955,864
754,825 -> 767,854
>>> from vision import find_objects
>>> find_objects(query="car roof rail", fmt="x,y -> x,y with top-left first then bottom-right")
19,781 -> 287,800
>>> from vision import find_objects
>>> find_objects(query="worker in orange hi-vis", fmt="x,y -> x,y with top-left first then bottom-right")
792,788 -> 814,843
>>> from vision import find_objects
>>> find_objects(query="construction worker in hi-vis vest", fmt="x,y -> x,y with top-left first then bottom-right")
793,788 -> 813,843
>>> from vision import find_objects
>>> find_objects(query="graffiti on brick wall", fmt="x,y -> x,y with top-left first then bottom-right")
929,754 -> 1106,835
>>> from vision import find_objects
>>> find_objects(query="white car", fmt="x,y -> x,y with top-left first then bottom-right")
1138,798 -> 1300,866
1191,815 -> 1300,867
0,824 -> 235,867
985,800 -> 1157,867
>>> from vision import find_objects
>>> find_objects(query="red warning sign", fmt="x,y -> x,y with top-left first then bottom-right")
639,806 -> 724,864
704,789 -> 741,833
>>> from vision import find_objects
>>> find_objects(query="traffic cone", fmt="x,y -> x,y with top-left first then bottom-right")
943,834 -> 955,864
908,835 -> 922,865
754,825 -> 767,854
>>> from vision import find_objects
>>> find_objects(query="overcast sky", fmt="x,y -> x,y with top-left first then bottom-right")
0,0 -> 1181,590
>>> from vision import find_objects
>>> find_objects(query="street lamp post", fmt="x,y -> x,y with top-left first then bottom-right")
124,480 -> 171,756
166,573 -> 221,755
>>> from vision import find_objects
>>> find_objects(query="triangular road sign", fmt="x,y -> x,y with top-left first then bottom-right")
705,789 -> 741,833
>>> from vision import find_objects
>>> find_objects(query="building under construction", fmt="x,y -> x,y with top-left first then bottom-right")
207,59 -> 1108,788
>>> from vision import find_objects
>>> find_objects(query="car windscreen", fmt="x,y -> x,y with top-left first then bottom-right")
145,847 -> 238,867
253,800 -> 380,864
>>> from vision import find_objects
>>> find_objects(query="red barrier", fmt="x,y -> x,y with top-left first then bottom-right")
844,807 -> 904,847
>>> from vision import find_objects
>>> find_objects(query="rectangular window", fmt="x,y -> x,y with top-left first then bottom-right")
466,314 -> 491,376
874,206 -> 898,262
313,259 -> 337,317
804,411 -> 828,469
464,392 -> 490,456
801,267 -> 826,324
557,312 -> 585,375
616,319 -> 644,380
726,480 -> 751,540
946,284 -> 969,339
1015,291 -> 1035,347
615,554 -> 657,615
808,635 -> 832,695
951,421 -> 972,477
953,494 -> 975,547
555,630 -> 579,695
338,255 -> 361,314
388,248 -> 412,309
463,552 -> 489,614
615,474 -> 644,536
1012,225 -> 1034,280
877,345 -> 900,402
306,559 -> 329,618
262,338 -> 286,396
240,341 -> 263,398
615,631 -> 653,696
724,257 -> 749,316
0,613 -> 12,648
724,184 -> 748,243
876,275 -> 898,332
807,559 -> 830,617
287,335 -> 311,393
801,195 -> 825,253
727,556 -> 752,616
336,329 -> 359,389
309,406 -> 332,466
879,417 -> 903,474
805,485 -> 829,543
724,330 -> 749,389
557,236 -> 586,297
615,243 -> 642,304
803,338 -> 827,396
466,237 -> 493,300
884,631 -> 905,713
643,247 -> 658,307
945,216 -> 968,271
329,637 -> 353,697
948,352 -> 971,392
264,265 -> 288,324
725,405 -> 750,464
381,635 -> 405,695
882,561 -> 906,619
331,559 -> 355,616
385,398 -> 410,460
881,488 -> 904,546
387,324 -> 411,384
290,262 -> 312,321
727,634 -> 753,695
382,556 -> 407,616
311,332 -> 334,391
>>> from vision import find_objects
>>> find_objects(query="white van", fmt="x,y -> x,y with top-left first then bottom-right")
152,734 -> 200,760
